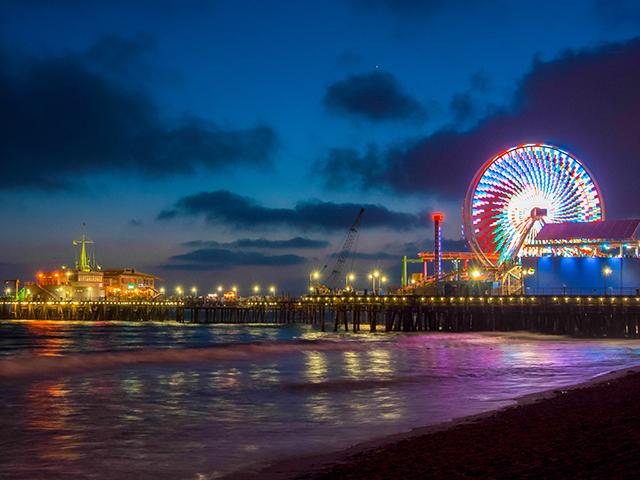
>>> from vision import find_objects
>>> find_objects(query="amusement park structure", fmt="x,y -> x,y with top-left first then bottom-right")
402,144 -> 610,295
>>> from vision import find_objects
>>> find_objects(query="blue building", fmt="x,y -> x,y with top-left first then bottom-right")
522,219 -> 640,295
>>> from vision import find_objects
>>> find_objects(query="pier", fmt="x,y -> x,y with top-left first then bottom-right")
3,295 -> 640,338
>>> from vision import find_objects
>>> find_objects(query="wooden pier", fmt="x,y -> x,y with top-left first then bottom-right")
2,295 -> 640,338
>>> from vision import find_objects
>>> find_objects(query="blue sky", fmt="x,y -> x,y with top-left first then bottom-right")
1,0 -> 640,293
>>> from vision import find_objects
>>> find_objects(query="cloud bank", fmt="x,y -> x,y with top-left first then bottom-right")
324,71 -> 425,123
0,36 -> 278,190
158,190 -> 425,230
315,38 -> 640,217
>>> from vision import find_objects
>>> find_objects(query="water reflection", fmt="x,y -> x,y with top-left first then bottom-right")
2,327 -> 640,479
305,351 -> 328,383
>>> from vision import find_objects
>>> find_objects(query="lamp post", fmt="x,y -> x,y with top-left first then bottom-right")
191,286 -> 197,298
369,270 -> 380,295
269,285 -> 276,297
253,285 -> 260,296
309,271 -> 320,292
217,285 -> 223,295
603,266 -> 612,295
345,273 -> 355,291
175,286 -> 183,299
380,276 -> 387,294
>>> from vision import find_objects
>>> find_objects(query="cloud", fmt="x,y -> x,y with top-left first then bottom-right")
84,33 -> 156,76
0,36 -> 278,191
128,218 -> 143,227
314,38 -> 640,217
324,71 -> 426,123
158,190 -> 424,230
332,251 -> 397,260
449,93 -> 475,125
182,237 -> 329,249
162,248 -> 306,271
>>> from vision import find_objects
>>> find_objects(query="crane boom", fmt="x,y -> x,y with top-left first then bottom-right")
325,208 -> 365,291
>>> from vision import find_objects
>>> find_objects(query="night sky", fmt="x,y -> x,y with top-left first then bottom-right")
2,0 -> 640,294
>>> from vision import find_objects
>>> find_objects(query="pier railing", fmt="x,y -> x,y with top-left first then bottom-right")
2,295 -> 640,337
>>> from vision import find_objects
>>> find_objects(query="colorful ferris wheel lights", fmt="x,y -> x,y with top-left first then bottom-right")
463,144 -> 604,266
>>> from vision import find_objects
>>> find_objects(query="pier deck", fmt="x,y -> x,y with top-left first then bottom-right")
2,295 -> 640,338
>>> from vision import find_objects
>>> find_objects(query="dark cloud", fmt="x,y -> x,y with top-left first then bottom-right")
163,248 -> 306,271
332,251 -> 397,260
448,71 -> 492,125
158,190 -> 424,230
449,93 -> 475,125
324,71 -> 426,123
85,33 -> 156,76
0,37 -> 278,191
315,38 -> 640,218
128,219 -> 143,227
182,237 -> 329,249
469,71 -> 491,93
313,145 -> 383,191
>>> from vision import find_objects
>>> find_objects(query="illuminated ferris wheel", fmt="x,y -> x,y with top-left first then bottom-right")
463,144 -> 604,267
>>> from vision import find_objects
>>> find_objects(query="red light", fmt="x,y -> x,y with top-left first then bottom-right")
431,212 -> 445,222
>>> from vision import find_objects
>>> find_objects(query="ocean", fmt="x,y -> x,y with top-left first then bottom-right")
1,320 -> 640,479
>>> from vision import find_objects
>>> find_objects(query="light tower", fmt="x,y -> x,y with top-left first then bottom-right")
432,212 -> 444,281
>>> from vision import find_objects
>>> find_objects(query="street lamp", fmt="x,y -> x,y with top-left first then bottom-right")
309,270 -> 320,289
175,286 -> 183,298
269,285 -> 276,296
159,287 -> 166,295
603,266 -> 613,295
253,285 -> 260,295
345,273 -> 355,291
380,276 -> 387,293
217,285 -> 223,294
191,286 -> 198,298
369,272 -> 381,294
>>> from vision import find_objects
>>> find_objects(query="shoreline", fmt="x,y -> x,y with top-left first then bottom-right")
225,364 -> 640,480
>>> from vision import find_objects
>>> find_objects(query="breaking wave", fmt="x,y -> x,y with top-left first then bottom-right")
0,340 -> 365,380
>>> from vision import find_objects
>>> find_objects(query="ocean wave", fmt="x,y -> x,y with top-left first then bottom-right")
282,373 -> 449,392
0,340 -> 365,380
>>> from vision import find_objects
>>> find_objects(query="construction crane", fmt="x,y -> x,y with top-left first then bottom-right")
323,208 -> 365,292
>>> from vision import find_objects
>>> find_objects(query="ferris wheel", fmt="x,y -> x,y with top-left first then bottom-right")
463,144 -> 604,267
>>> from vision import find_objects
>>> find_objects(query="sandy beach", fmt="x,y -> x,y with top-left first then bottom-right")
238,366 -> 640,479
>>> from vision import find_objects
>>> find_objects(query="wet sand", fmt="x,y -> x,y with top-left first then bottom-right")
235,366 -> 640,479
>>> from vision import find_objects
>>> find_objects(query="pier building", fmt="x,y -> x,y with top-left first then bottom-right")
103,268 -> 160,299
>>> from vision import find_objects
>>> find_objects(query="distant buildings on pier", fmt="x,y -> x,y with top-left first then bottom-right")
29,233 -> 160,301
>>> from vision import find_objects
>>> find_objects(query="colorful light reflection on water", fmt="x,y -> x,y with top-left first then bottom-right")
1,321 -> 640,479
